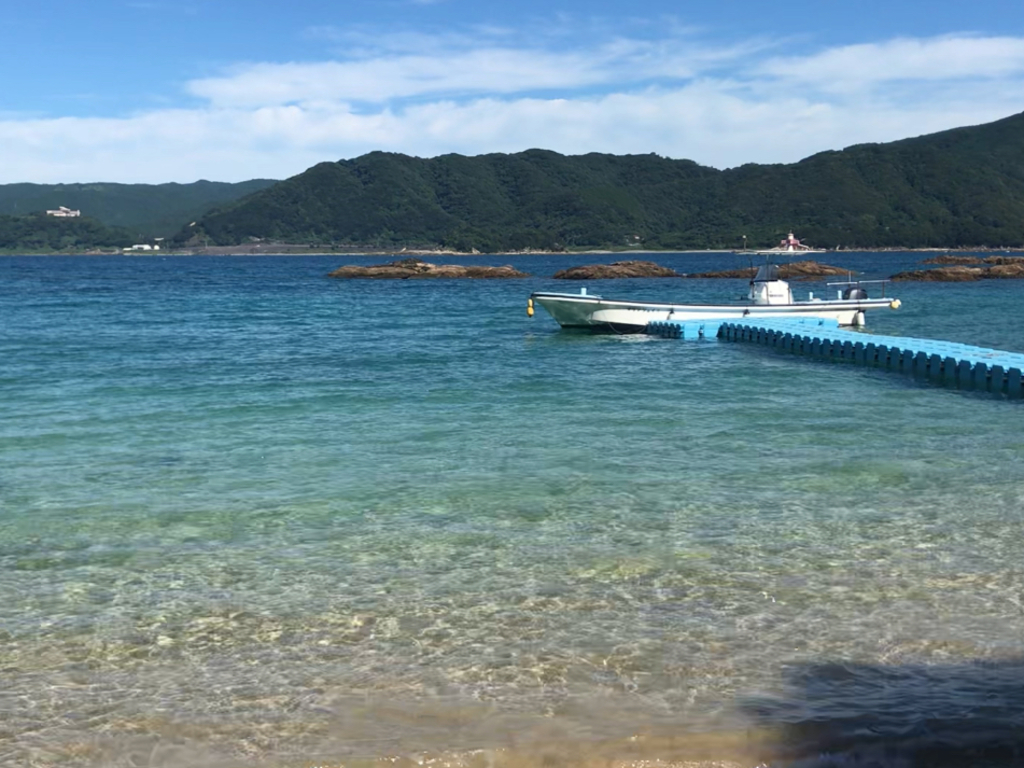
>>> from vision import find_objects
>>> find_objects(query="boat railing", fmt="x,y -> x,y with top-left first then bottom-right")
826,278 -> 891,298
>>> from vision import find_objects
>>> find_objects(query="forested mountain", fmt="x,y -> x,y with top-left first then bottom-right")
176,111 -> 1024,251
0,214 -> 135,253
0,179 -> 277,238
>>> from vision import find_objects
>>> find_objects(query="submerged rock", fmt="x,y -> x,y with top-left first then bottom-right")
688,260 -> 856,279
891,262 -> 1024,281
921,255 -> 985,265
329,257 -> 529,279
921,255 -> 1024,266
891,267 -> 983,281
552,260 -> 682,279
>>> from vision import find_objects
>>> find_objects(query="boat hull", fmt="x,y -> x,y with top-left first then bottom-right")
530,292 -> 895,333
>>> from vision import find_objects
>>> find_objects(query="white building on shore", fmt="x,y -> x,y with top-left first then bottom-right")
46,206 -> 82,218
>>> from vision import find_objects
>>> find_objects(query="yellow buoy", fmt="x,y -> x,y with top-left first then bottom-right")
527,298 -> 534,317
890,299 -> 902,309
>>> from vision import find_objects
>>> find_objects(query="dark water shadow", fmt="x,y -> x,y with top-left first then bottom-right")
742,658 -> 1024,767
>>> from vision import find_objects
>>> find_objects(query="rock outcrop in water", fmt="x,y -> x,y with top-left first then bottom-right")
329,257 -> 529,279
921,255 -> 988,265
552,260 -> 682,279
920,254 -> 1024,266
688,260 -> 856,279
892,261 -> 1024,281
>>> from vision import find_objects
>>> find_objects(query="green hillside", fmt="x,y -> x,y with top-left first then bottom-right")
0,214 -> 136,253
0,179 -> 277,238
177,112 -> 1024,251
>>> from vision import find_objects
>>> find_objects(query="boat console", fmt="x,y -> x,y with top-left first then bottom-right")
749,263 -> 794,305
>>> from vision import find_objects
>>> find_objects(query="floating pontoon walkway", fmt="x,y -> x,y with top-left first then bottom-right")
645,317 -> 1024,397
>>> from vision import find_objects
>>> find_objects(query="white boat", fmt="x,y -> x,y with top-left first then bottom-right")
743,232 -> 826,256
529,263 -> 901,333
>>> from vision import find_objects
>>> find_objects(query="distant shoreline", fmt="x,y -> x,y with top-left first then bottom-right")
4,245 -> 1024,258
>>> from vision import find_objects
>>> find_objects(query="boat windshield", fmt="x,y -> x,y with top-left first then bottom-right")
753,263 -> 781,282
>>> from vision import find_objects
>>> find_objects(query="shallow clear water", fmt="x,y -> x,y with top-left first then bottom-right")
2,252 -> 1024,767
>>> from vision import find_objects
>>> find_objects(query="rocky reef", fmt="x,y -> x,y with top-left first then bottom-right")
552,260 -> 682,279
892,261 -> 1024,281
921,255 -> 1024,266
329,258 -> 529,279
687,260 -> 856,279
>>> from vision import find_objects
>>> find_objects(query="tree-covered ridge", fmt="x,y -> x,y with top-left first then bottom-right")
178,112 -> 1024,251
0,214 -> 136,253
0,179 -> 277,238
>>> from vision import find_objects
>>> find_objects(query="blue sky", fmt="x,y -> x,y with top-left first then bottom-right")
1,0 -> 1022,183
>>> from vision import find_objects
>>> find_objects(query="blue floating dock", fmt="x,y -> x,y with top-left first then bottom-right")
645,317 -> 1024,398
646,320 -> 727,340
646,316 -> 833,340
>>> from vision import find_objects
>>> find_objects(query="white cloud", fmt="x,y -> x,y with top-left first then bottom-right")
1,31 -> 1022,183
186,37 -> 739,108
757,35 -> 1024,93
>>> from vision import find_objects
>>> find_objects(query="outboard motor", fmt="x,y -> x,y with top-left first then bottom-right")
842,286 -> 869,300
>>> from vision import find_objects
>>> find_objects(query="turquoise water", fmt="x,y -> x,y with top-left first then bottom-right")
2,253 -> 1024,767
